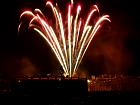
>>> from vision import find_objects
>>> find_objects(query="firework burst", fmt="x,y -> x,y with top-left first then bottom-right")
19,0 -> 111,77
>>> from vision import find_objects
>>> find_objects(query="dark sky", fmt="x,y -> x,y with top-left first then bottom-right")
0,0 -> 140,79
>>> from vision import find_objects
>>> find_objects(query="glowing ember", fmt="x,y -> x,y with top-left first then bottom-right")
18,0 -> 111,77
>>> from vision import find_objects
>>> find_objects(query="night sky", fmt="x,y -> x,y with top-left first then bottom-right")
0,0 -> 140,79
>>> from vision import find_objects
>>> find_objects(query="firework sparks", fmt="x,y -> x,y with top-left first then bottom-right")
19,0 -> 111,77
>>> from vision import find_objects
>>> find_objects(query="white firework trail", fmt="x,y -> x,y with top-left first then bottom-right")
19,0 -> 111,77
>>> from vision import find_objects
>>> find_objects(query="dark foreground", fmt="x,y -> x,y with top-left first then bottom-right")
0,78 -> 140,105
0,91 -> 140,105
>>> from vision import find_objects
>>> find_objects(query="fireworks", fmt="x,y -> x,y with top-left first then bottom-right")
19,0 -> 111,77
